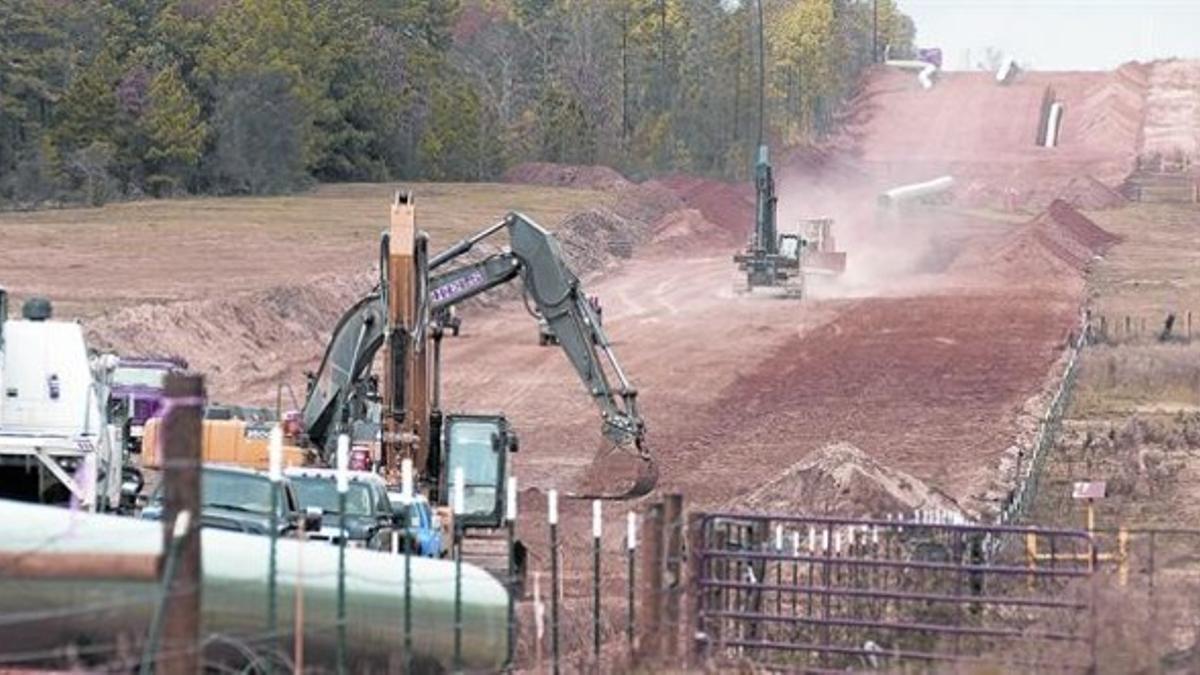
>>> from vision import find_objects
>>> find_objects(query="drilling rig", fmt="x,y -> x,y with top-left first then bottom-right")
732,0 -> 845,297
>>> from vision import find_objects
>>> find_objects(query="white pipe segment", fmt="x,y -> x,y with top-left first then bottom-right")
1043,102 -> 1063,148
878,176 -> 955,206
886,59 -> 938,90
997,56 -> 1017,84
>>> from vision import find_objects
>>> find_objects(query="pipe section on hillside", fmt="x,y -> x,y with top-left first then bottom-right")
886,59 -> 938,90
877,176 -> 956,207
1043,103 -> 1064,148
0,499 -> 509,671
997,56 -> 1019,84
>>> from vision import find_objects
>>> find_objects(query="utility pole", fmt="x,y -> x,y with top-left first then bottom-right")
159,372 -> 204,675
873,0 -> 879,63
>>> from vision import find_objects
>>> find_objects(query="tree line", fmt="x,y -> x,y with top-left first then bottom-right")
0,0 -> 914,208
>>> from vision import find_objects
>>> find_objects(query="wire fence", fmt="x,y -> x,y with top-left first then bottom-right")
1086,310 -> 1197,346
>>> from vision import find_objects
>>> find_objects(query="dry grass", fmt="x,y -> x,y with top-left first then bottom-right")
1085,203 -> 1200,320
1073,343 -> 1200,417
0,182 -> 612,317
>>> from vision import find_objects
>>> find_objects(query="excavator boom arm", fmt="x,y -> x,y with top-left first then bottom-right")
428,212 -> 644,449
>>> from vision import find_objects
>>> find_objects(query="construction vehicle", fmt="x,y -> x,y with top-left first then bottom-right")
297,194 -> 652,581
140,412 -> 309,471
733,146 -> 847,296
733,0 -> 846,297
0,291 -> 125,510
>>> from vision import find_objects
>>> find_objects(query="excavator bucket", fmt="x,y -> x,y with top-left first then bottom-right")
566,440 -> 658,501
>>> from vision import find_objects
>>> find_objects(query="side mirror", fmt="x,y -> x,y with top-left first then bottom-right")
507,433 -> 519,454
303,506 -> 322,532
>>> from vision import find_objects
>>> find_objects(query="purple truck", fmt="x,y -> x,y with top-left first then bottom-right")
108,356 -> 187,452
917,48 -> 943,69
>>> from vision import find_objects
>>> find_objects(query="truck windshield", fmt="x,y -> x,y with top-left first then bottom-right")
202,471 -> 276,515
291,477 -> 374,516
113,367 -> 167,388
447,420 -> 500,517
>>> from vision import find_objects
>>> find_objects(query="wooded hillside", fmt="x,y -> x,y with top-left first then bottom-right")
0,0 -> 914,207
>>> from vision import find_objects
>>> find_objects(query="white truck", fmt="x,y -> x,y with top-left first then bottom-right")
0,290 -> 122,511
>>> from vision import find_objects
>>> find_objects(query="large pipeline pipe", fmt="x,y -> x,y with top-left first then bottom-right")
886,59 -> 938,90
1043,102 -> 1064,148
0,499 -> 508,671
997,56 -> 1019,84
877,176 -> 956,207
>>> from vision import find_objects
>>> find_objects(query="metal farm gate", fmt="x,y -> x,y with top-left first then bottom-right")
688,513 -> 1098,672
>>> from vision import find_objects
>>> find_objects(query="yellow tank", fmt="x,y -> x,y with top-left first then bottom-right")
140,418 -> 309,469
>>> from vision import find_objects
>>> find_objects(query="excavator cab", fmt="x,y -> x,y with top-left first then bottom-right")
440,413 -> 516,530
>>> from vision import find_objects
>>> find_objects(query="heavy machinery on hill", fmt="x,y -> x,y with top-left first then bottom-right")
733,0 -> 846,297
300,194 -> 652,523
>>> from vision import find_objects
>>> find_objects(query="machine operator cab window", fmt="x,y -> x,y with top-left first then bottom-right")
443,415 -> 515,528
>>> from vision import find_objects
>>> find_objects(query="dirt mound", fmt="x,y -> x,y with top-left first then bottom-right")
1057,175 -> 1128,210
645,174 -> 754,240
502,162 -> 632,191
87,273 -> 374,403
609,182 -> 684,225
648,208 -> 735,248
729,442 -> 963,519
556,207 -> 653,269
1141,59 -> 1200,160
955,200 -> 1120,282
1074,63 -> 1150,159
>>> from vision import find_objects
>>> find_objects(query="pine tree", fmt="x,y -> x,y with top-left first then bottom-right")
143,65 -> 206,194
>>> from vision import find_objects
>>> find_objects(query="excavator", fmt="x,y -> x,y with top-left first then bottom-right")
298,193 -> 654,544
732,0 -> 845,297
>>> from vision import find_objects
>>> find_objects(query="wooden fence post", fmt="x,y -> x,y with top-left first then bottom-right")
686,512 -> 706,667
160,372 -> 204,675
663,494 -> 684,663
636,501 -> 665,665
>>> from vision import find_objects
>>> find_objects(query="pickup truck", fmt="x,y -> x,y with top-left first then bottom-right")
285,467 -> 401,550
388,492 -> 445,558
141,464 -> 318,536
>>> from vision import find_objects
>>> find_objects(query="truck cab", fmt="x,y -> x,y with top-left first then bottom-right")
438,413 -> 517,530
108,356 -> 186,453
0,291 -> 121,510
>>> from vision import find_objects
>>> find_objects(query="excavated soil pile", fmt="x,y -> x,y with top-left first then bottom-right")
731,442 -> 963,519
646,174 -> 755,240
555,207 -> 652,269
960,200 -> 1120,281
1141,59 -> 1200,160
501,162 -> 632,191
648,208 -> 738,250
87,273 -> 375,403
1075,62 -> 1150,164
1057,175 -> 1129,210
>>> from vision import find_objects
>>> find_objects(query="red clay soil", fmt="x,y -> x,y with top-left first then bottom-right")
645,174 -> 755,239
1057,175 -> 1129,210
832,65 -> 1153,210
954,199 -> 1121,283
